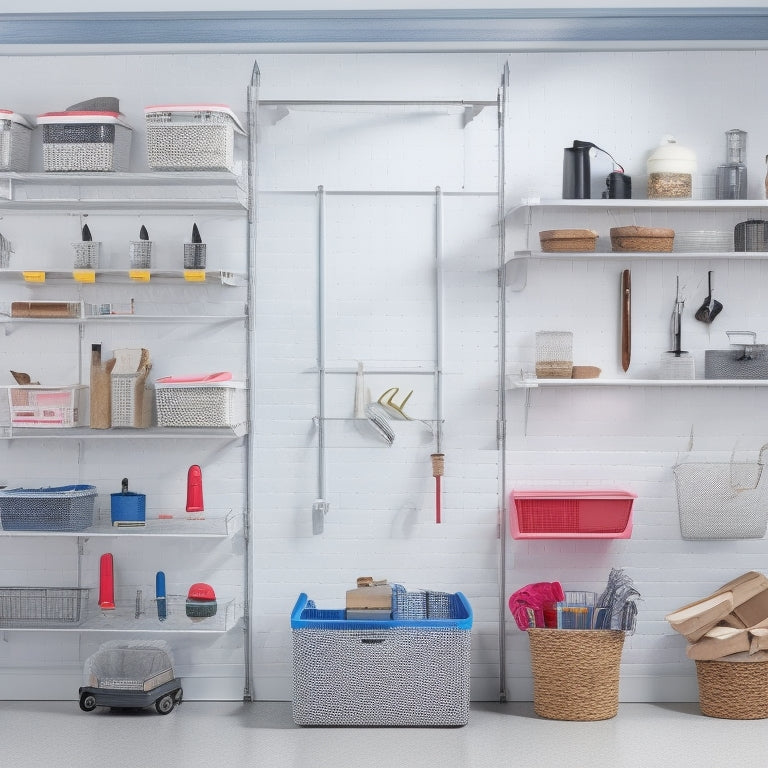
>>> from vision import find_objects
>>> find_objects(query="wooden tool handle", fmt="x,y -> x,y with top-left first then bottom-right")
621,269 -> 631,372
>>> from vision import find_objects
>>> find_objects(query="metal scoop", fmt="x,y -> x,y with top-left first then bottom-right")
695,270 -> 723,324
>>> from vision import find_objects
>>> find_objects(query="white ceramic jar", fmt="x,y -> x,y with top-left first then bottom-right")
647,135 -> 697,198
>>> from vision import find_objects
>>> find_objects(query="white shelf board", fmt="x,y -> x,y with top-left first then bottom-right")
0,598 -> 240,634
0,171 -> 247,211
506,375 -> 768,389
0,512 -> 240,538
506,198 -> 768,216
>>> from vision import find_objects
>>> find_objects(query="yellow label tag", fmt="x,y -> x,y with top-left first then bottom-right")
129,270 -> 151,282
183,269 -> 206,282
73,269 -> 96,283
22,271 -> 46,283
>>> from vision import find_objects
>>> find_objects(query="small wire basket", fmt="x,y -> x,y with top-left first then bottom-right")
674,445 -> 768,539
72,242 -> 101,269
0,586 -> 90,627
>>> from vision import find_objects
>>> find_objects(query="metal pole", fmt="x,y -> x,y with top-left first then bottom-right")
317,185 -> 328,504
496,61 -> 510,704
242,57 -> 260,703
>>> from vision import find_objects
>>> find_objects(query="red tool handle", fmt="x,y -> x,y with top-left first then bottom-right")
98,553 -> 115,610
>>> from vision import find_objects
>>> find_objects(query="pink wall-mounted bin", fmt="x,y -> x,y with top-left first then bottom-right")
510,490 -> 636,539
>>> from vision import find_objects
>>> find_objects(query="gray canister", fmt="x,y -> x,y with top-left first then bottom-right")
734,219 -> 768,252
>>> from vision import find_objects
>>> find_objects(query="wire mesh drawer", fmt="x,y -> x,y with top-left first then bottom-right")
154,380 -> 246,430
0,484 -> 97,531
291,591 -> 472,726
0,587 -> 90,627
144,105 -> 245,172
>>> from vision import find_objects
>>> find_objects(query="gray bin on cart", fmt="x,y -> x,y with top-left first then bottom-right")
290,588 -> 472,727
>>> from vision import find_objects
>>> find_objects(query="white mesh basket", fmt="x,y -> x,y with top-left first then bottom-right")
154,380 -> 246,431
0,112 -> 32,172
145,105 -> 244,172
674,446 -> 768,539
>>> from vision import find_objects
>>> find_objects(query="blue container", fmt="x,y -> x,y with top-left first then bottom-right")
0,484 -> 96,532
291,589 -> 472,726
110,491 -> 146,526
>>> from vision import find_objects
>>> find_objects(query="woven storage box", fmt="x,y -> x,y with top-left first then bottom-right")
610,226 -> 675,252
539,229 -> 598,252
0,586 -> 90,628
528,628 -> 625,720
144,104 -> 245,172
0,484 -> 97,532
155,380 -> 246,430
7,384 -> 85,428
291,590 -> 472,726
37,111 -> 132,172
673,447 -> 768,539
0,110 -> 32,171
696,659 -> 768,719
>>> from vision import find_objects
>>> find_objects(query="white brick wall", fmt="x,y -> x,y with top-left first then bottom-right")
1,48 -> 767,704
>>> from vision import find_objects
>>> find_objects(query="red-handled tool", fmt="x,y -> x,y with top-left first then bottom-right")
98,553 -> 115,610
186,465 -> 204,517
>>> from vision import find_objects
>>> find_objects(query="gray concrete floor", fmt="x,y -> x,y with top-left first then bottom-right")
2,700 -> 766,768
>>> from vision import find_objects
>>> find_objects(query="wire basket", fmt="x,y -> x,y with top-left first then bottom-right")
528,628 -> 625,721
145,106 -> 244,172
673,446 -> 768,539
111,375 -> 152,428
696,659 -> 768,719
0,484 -> 97,531
0,112 -> 32,172
0,587 -> 89,627
7,385 -> 85,428
154,380 -> 246,430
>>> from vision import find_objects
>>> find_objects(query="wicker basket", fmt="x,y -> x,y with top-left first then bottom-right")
539,229 -> 598,252
610,226 -> 675,252
528,628 -> 625,720
696,659 -> 768,719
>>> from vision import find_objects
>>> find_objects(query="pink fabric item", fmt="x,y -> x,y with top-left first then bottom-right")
508,581 -> 565,630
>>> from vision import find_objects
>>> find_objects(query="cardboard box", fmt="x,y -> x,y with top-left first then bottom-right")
345,584 -> 392,610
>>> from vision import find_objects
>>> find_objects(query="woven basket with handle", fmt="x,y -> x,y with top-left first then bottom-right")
528,628 -> 625,720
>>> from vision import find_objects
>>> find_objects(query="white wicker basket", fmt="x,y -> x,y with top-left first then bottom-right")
154,380 -> 246,431
144,104 -> 245,172
0,110 -> 32,171
37,111 -> 132,172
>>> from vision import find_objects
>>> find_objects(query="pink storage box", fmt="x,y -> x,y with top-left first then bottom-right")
510,490 -> 636,539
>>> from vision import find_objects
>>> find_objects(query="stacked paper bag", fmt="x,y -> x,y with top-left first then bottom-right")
666,571 -> 768,660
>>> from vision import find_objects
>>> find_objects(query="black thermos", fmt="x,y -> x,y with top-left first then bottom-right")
562,140 -> 593,199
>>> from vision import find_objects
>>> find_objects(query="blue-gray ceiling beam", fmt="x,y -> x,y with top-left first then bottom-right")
1,9 -> 768,46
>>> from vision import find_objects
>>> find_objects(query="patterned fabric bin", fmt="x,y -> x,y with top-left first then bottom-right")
290,589 -> 472,727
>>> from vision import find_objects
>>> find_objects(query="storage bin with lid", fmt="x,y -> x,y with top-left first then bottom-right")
37,110 -> 132,172
647,135 -> 697,199
0,110 -> 32,171
144,104 -> 245,172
